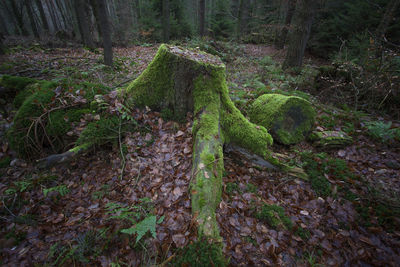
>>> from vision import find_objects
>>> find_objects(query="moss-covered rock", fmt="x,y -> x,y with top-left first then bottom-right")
249,94 -> 316,145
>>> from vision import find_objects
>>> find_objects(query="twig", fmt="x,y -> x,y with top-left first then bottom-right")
113,78 -> 135,89
118,117 -> 126,180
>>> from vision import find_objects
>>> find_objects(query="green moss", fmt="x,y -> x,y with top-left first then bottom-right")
249,94 -> 316,145
77,116 -> 121,146
220,79 -> 273,157
300,152 -> 358,197
169,238 -> 227,267
0,156 -> 11,168
6,76 -> 109,158
45,108 -> 89,137
0,75 -> 37,91
6,82 -> 56,157
255,204 -> 293,230
245,183 -> 257,194
225,182 -> 239,195
124,44 -> 174,111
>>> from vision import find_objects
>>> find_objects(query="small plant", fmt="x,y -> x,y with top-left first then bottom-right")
365,121 -> 399,143
225,182 -> 239,195
245,183 -> 257,194
255,204 -> 293,230
5,180 -> 33,195
43,185 -> 70,197
295,227 -> 311,241
92,184 -> 110,200
47,229 -> 109,265
105,198 -> 163,243
169,238 -> 227,267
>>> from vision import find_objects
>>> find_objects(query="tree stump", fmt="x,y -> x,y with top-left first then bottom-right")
249,94 -> 316,145
122,44 -> 274,239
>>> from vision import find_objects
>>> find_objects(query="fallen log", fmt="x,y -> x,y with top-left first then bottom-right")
249,93 -> 316,145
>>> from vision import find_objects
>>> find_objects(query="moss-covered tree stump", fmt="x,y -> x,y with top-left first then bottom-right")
249,94 -> 316,145
121,44 -> 274,240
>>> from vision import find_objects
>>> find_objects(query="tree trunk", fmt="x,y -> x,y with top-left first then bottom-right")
0,10 -> 10,36
238,0 -> 250,37
9,0 -> 29,36
74,0 -> 95,48
199,0 -> 205,36
25,0 -> 40,38
282,0 -> 317,70
46,0 -> 60,32
162,0 -> 170,42
274,0 -> 296,49
376,0 -> 400,40
34,0 -> 49,33
96,0 -> 113,66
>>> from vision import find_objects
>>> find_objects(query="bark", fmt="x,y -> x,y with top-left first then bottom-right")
46,0 -> 60,32
96,0 -> 113,66
34,0 -> 49,32
282,0 -> 318,70
9,0 -> 29,36
0,32 -> 5,55
162,0 -> 170,42
376,0 -> 400,40
199,0 -> 205,36
74,0 -> 95,48
25,0 -> 40,38
238,0 -> 250,37
274,0 -> 296,49
0,10 -> 10,35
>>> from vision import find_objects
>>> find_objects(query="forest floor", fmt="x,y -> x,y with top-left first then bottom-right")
0,43 -> 400,266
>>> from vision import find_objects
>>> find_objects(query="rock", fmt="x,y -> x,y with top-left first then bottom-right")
249,94 -> 316,145
308,130 -> 352,148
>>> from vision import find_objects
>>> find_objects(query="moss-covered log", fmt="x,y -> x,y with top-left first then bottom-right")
249,93 -> 316,145
308,130 -> 353,148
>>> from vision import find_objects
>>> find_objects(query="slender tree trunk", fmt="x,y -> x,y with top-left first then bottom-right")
45,0 -> 60,32
9,0 -> 29,36
376,0 -> 400,40
162,0 -> 170,42
282,0 -> 317,70
96,0 -> 113,66
74,0 -> 95,48
34,0 -> 50,32
54,0 -> 68,30
25,0 -> 40,38
238,0 -> 250,37
0,32 -> 5,55
199,0 -> 205,36
275,0 -> 296,49
0,10 -> 10,36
